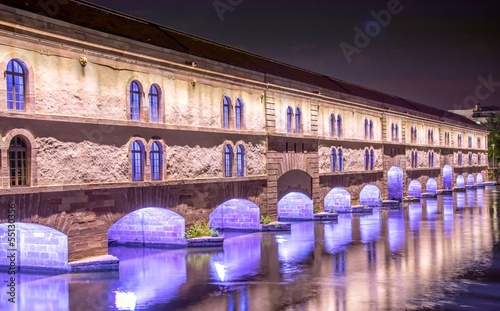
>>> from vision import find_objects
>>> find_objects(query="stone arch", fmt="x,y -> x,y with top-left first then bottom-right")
277,169 -> 312,200
359,184 -> 381,207
476,172 -> 484,185
209,199 -> 260,231
467,174 -> 474,186
443,165 -> 453,189
388,166 -> 404,201
426,178 -> 437,194
108,207 -> 186,247
456,175 -> 465,188
407,179 -> 422,198
278,192 -> 313,220
324,187 -> 351,212
0,223 -> 68,272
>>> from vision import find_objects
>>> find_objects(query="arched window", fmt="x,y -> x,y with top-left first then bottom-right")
369,120 -> 374,140
286,106 -> 293,133
370,149 -> 375,170
235,98 -> 243,129
331,148 -> 337,172
395,124 -> 399,141
338,148 -> 343,172
336,114 -> 342,138
478,153 -> 482,165
411,151 -> 415,168
391,123 -> 395,141
150,141 -> 162,180
468,136 -> 473,148
364,119 -> 369,139
236,144 -> 245,177
458,134 -> 462,147
149,85 -> 159,123
477,137 -> 481,149
458,152 -> 463,166
131,141 -> 144,181
6,59 -> 26,111
224,144 -> 233,177
428,151 -> 434,168
330,114 -> 335,136
223,96 -> 231,129
414,127 -> 418,143
364,149 -> 369,170
8,136 -> 29,186
130,81 -> 141,121
295,107 -> 301,133
469,152 -> 473,166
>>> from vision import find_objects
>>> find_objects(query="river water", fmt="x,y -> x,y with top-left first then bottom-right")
2,187 -> 500,310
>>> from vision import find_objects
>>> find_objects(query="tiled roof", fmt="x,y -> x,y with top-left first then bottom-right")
2,0 -> 482,129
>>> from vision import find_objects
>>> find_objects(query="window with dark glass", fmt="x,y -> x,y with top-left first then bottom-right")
336,115 -> 342,138
370,149 -> 374,170
338,148 -> 343,171
364,149 -> 369,170
287,106 -> 293,133
131,141 -> 144,181
236,144 -> 245,176
295,107 -> 301,133
6,59 -> 26,111
369,120 -> 374,140
223,96 -> 231,128
150,141 -> 162,180
235,98 -> 243,129
331,148 -> 337,172
8,136 -> 28,186
130,81 -> 141,120
225,144 -> 233,177
364,119 -> 369,139
330,114 -> 335,136
149,85 -> 159,123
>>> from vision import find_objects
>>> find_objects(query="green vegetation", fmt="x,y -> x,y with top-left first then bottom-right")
313,206 -> 322,214
185,221 -> 220,239
260,214 -> 271,224
484,114 -> 500,182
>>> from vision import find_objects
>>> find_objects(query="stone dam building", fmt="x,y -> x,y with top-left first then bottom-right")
0,0 -> 490,272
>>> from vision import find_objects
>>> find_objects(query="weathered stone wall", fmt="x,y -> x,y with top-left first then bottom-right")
318,145 -> 383,173
36,137 -> 129,185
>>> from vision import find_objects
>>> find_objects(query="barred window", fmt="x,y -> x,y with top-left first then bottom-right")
130,81 -> 141,120
150,141 -> 162,180
131,141 -> 144,181
8,136 -> 28,186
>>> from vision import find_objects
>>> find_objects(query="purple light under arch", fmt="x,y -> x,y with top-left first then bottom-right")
278,192 -> 313,220
209,199 -> 261,231
407,180 -> 422,198
359,184 -> 381,207
324,187 -> 351,212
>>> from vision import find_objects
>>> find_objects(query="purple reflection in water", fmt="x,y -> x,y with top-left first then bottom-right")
210,232 -> 262,282
456,192 -> 465,209
425,199 -> 438,221
477,188 -> 484,206
388,212 -> 405,253
108,247 -> 188,309
442,196 -> 455,236
359,213 -> 381,243
466,190 -> 476,207
324,215 -> 353,254
277,221 -> 314,262
408,202 -> 423,230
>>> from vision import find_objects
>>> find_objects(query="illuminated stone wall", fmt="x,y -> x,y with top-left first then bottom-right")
209,199 -> 261,231
277,192 -> 313,220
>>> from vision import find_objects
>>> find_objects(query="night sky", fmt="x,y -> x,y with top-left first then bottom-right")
85,0 -> 500,111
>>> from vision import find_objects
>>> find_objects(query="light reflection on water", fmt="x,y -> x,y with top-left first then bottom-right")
1,187 -> 499,310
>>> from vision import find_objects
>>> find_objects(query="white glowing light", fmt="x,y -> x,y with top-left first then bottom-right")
214,262 -> 226,282
115,291 -> 137,311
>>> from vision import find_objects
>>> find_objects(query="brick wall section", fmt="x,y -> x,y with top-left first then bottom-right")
277,192 -> 313,220
0,179 -> 267,262
319,172 -> 384,206
209,199 -> 261,230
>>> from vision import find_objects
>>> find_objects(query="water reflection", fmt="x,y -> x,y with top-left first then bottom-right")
1,187 -> 499,311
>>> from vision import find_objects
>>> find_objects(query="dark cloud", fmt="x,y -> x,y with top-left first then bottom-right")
86,0 -> 500,110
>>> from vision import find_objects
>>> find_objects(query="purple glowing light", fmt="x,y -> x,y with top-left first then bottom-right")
388,166 -> 404,200
209,199 -> 261,231
426,178 -> 437,194
408,180 -> 422,198
278,192 -> 313,220
359,184 -> 381,207
456,175 -> 465,188
324,187 -> 351,211
443,165 -> 453,189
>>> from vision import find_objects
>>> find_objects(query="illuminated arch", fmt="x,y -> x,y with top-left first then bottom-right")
425,178 -> 437,194
388,166 -> 404,200
0,223 -> 68,271
108,207 -> 186,247
467,174 -> 474,186
209,199 -> 260,231
278,192 -> 313,220
324,187 -> 351,212
456,175 -> 465,188
359,184 -> 381,207
476,172 -> 484,185
407,180 -> 422,198
442,165 -> 452,189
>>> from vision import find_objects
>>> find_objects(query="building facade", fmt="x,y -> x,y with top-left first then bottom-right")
0,0 -> 489,271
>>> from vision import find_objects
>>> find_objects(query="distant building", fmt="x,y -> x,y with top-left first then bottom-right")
449,103 -> 500,124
